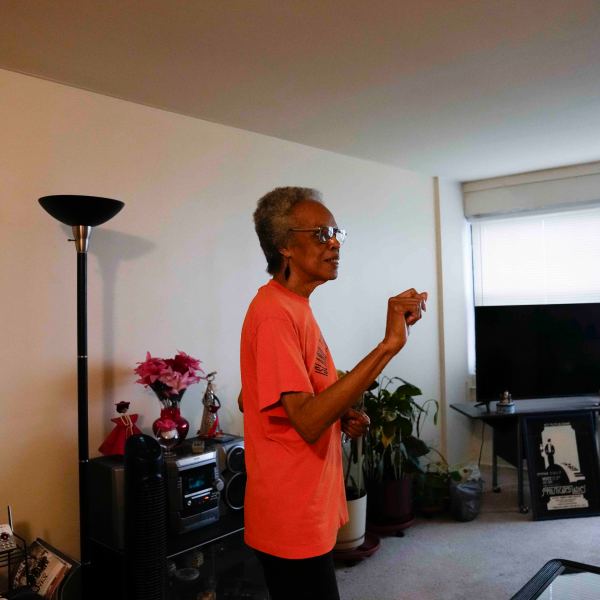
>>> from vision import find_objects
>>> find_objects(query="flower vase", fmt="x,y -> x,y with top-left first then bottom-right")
152,405 -> 189,444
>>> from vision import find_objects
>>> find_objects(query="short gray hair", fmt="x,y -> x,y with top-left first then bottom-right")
254,187 -> 323,275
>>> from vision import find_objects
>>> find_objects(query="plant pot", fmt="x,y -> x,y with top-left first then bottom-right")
367,475 -> 413,524
335,493 -> 367,551
415,472 -> 450,516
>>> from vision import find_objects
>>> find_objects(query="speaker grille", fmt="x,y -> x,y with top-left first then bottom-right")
227,445 -> 246,473
224,472 -> 247,511
125,435 -> 167,600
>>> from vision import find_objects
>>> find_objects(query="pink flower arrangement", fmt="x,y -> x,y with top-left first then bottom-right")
134,351 -> 205,406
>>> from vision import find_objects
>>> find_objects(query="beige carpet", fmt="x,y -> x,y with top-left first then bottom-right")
336,466 -> 600,599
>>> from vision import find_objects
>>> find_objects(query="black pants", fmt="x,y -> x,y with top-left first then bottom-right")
255,549 -> 340,600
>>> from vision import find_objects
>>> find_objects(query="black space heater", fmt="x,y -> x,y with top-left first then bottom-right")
125,434 -> 167,600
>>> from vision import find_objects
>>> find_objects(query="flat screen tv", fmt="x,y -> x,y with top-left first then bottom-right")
475,303 -> 600,402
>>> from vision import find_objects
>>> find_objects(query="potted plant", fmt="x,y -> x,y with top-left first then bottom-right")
335,431 -> 368,550
335,371 -> 368,551
363,377 -> 438,525
134,350 -> 205,444
414,454 -> 461,516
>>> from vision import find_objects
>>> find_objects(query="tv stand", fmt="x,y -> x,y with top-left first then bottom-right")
451,397 -> 600,514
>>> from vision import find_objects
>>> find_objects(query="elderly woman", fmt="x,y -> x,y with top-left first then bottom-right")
240,187 -> 427,600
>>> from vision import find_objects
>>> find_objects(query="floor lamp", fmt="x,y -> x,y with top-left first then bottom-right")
39,195 -> 124,596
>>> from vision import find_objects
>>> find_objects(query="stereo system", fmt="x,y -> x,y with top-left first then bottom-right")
89,434 -> 245,548
89,455 -> 126,550
206,435 -> 246,512
165,449 -> 222,534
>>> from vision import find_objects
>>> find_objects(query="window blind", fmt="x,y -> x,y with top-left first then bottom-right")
472,207 -> 600,306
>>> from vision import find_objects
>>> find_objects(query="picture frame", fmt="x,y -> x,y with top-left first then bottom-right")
523,411 -> 600,520
12,538 -> 80,599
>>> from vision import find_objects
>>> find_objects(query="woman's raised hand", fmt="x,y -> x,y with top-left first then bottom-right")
382,288 -> 428,355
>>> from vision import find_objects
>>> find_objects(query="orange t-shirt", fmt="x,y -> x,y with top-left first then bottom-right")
240,279 -> 348,558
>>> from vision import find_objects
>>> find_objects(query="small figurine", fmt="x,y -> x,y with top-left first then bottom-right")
98,401 -> 142,456
198,372 -> 222,439
496,390 -> 516,413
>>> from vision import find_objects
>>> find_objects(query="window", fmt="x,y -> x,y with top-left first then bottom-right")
471,207 -> 600,306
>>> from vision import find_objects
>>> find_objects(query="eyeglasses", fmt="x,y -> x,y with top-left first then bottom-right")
288,226 -> 347,245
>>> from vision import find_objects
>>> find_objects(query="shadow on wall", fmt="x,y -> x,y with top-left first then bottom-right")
57,225 -> 155,428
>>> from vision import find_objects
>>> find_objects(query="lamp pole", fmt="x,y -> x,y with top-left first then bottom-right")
75,227 -> 91,589
39,196 -> 124,597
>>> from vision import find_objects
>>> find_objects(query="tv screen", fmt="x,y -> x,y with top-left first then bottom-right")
475,303 -> 600,402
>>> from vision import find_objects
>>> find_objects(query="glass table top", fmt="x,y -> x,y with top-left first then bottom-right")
536,569 -> 600,599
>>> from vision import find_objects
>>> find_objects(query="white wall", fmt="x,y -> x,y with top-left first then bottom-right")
435,178 -> 478,465
0,69 -> 450,558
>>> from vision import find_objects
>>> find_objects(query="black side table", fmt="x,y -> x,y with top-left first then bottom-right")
450,397 -> 600,513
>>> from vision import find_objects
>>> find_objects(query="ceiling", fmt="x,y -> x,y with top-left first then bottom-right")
2,0 -> 600,181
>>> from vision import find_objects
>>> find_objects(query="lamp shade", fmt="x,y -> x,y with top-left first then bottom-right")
39,195 -> 124,226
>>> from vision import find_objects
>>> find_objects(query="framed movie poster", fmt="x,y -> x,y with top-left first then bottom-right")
524,412 -> 600,520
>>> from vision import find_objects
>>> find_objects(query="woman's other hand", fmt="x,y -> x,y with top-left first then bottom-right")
381,288 -> 428,355
341,408 -> 370,439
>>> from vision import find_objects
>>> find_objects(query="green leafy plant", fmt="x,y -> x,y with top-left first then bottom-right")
363,377 -> 440,483
414,456 -> 462,512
